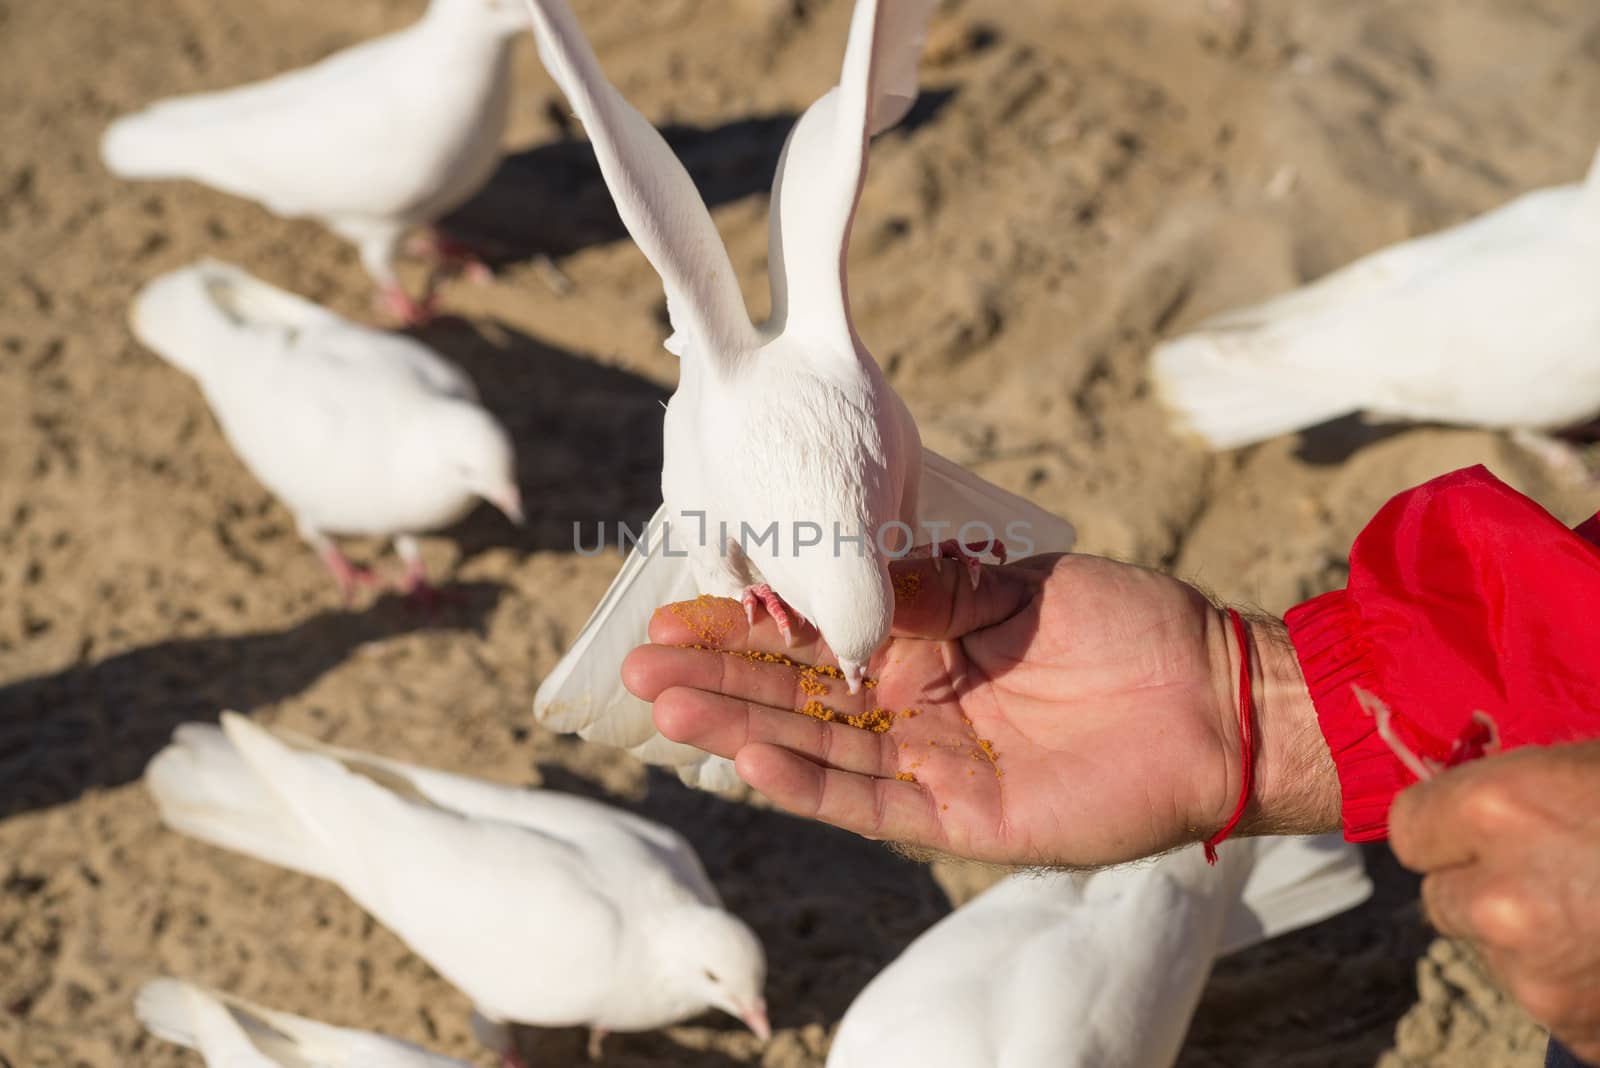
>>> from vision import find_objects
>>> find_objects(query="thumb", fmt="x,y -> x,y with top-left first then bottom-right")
889,553 -> 1057,641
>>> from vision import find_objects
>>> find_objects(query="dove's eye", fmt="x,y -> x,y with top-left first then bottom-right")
703,969 -> 720,983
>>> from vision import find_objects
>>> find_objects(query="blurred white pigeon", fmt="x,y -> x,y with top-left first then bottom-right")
100,0 -> 527,323
145,714 -> 770,1066
136,977 -> 471,1068
827,834 -> 1373,1068
130,260 -> 520,603
525,0 -> 1076,790
1152,147 -> 1600,451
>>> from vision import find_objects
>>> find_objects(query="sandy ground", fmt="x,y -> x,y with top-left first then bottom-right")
3,0 -> 1599,1064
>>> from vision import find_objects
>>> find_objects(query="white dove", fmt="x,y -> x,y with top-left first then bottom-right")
136,977 -> 471,1068
145,714 -> 770,1066
100,0 -> 527,323
525,0 -> 1076,790
827,834 -> 1373,1068
129,259 -> 520,602
1151,146 -> 1600,451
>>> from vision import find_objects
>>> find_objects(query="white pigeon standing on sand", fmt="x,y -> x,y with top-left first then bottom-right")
525,0 -> 1077,791
827,834 -> 1373,1068
136,978 -> 471,1068
145,715 -> 770,1066
130,260 -> 521,602
1152,147 -> 1600,453
100,0 -> 528,323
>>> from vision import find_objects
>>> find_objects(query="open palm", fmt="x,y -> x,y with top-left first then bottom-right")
623,554 -> 1255,867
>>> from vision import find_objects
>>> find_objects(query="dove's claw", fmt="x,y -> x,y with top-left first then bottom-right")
375,283 -> 436,327
586,1027 -> 608,1061
397,557 -> 462,615
911,539 -> 1005,589
316,546 -> 381,605
409,227 -> 495,285
742,584 -> 799,645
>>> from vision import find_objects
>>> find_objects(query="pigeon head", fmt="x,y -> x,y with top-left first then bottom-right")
805,552 -> 894,693
653,904 -> 769,1040
419,401 -> 523,525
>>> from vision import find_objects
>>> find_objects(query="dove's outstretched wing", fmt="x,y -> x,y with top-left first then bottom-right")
534,504 -> 740,792
765,0 -> 936,340
522,0 -> 756,359
915,449 -> 1076,558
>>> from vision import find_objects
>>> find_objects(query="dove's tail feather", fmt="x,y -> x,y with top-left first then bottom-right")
145,721 -> 331,881
1150,331 -> 1361,450
100,110 -> 212,182
534,503 -> 740,792
130,259 -> 333,378
134,979 -> 205,1050
1219,833 -> 1372,957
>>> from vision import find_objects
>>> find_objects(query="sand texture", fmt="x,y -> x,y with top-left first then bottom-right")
3,0 -> 1599,1064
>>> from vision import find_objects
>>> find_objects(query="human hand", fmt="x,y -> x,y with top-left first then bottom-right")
622,553 -> 1341,867
1390,742 -> 1600,1061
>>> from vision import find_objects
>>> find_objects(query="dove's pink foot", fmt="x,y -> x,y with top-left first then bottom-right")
586,1027 -> 607,1061
501,1052 -> 530,1068
375,283 -> 437,326
316,546 -> 382,606
909,539 -> 1007,589
408,227 -> 494,285
742,583 -> 800,645
396,556 -> 462,614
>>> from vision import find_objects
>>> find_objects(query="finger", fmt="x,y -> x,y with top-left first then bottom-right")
651,687 -> 899,777
734,742 -> 942,844
646,596 -> 832,661
622,642 -> 868,713
1419,867 -> 1544,949
889,555 -> 1053,640
1390,759 -> 1517,872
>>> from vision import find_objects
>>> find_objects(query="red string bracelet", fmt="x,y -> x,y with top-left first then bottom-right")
1204,607 -> 1255,865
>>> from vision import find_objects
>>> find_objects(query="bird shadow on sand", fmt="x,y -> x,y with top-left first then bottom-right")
441,90 -> 956,265
0,584 -> 502,819
513,763 -> 953,1066
410,317 -> 670,560
1292,414 -> 1425,466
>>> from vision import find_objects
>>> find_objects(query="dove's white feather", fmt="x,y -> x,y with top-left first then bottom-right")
129,260 -> 517,545
1153,146 -> 1600,449
145,715 -> 764,1036
101,0 -> 522,289
526,0 -> 1074,780
136,978 -> 468,1068
521,0 -> 756,359
827,835 -> 1371,1068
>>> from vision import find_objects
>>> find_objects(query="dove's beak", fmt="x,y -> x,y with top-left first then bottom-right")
486,482 -> 525,526
738,998 -> 771,1041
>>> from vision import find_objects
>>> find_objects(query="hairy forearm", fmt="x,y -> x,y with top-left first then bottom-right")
1227,615 -> 1343,838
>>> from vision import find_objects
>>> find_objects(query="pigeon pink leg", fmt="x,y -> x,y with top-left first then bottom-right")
375,282 -> 437,327
310,542 -> 381,606
408,227 -> 494,285
742,583 -> 800,646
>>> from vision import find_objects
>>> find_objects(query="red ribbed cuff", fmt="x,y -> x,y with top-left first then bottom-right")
1284,589 -> 1413,842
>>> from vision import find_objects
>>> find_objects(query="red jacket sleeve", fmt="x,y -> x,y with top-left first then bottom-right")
1285,465 -> 1600,842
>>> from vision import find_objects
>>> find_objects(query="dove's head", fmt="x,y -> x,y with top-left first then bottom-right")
419,401 -> 523,525
808,555 -> 894,695
654,905 -> 770,1040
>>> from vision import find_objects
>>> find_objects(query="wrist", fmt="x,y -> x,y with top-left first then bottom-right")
1210,612 -> 1342,841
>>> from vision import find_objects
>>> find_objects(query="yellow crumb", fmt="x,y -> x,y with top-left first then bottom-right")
667,595 -> 737,645
895,772 -> 917,783
893,571 -> 923,601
